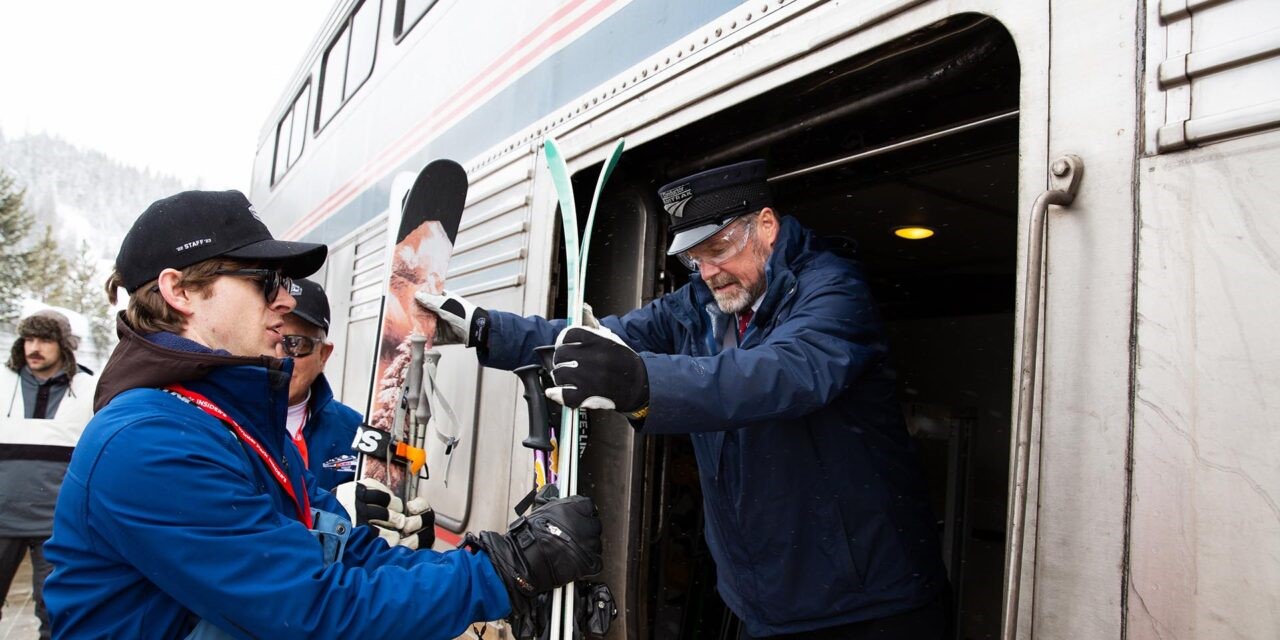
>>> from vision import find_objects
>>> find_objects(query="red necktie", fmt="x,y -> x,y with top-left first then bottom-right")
738,309 -> 753,339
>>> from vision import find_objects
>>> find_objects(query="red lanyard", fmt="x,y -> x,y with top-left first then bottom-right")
291,406 -> 310,468
165,384 -> 313,529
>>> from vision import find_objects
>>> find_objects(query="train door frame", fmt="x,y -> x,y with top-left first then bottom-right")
513,1 -> 1057,637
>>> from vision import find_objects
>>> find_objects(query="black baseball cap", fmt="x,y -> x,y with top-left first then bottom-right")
115,190 -> 327,293
659,160 -> 774,255
288,278 -> 331,332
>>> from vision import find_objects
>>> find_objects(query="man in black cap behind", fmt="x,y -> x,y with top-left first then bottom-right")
280,278 -> 434,549
419,160 -> 948,638
277,278 -> 357,492
44,190 -> 604,638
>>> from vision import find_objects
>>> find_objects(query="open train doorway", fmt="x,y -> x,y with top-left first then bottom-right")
569,15 -> 1019,639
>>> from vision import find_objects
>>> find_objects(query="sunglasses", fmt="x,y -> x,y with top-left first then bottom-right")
281,334 -> 324,358
215,269 -> 293,304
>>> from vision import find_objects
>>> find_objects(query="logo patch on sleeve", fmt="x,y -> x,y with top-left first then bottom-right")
323,454 -> 356,473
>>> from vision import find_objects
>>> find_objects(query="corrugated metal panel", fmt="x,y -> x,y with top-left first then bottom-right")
447,152 -> 534,296
348,221 -> 388,321
1153,0 -> 1280,151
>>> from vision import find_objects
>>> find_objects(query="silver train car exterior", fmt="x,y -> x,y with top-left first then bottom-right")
249,1 -> 1280,638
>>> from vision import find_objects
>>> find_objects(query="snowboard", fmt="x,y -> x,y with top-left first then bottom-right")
353,159 -> 468,501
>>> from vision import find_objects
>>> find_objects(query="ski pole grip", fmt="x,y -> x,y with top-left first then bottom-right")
516,363 -> 553,451
406,334 -> 427,412
534,344 -> 556,372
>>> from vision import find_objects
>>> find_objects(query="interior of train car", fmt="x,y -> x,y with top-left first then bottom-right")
559,15 -> 1019,639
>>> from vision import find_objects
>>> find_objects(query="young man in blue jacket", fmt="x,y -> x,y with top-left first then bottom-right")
280,277 -> 434,549
419,161 -> 948,639
43,190 -> 603,639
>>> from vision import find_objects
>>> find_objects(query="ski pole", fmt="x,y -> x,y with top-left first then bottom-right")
515,363 -> 554,452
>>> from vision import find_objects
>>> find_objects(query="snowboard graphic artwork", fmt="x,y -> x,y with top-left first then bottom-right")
355,159 -> 467,496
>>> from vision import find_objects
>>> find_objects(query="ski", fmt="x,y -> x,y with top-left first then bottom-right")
354,159 -> 468,506
541,136 -> 625,640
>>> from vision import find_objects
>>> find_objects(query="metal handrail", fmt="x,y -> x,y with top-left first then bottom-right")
768,110 -> 1018,182
1001,155 -> 1084,640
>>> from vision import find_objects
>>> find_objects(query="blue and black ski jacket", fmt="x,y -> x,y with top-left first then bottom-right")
44,318 -> 508,639
485,216 -> 945,636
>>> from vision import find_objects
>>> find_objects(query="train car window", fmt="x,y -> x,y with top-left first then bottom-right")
346,0 -> 380,100
271,83 -> 311,186
272,111 -> 292,185
316,0 -> 382,131
287,85 -> 310,167
394,0 -> 438,39
318,28 -> 350,128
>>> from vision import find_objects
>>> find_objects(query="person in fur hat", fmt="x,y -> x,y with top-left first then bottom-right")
0,309 -> 96,640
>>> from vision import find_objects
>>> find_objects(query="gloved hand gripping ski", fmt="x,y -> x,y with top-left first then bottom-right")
414,289 -> 490,349
464,495 -> 604,626
335,478 -> 435,549
546,326 -> 649,414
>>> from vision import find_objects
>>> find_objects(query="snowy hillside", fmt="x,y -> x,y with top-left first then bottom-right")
0,130 -> 191,261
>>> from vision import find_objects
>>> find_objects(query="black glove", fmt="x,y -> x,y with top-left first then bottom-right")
463,495 -> 604,621
545,326 -> 649,414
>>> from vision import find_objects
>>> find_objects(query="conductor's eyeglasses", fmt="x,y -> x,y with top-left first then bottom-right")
215,268 -> 292,304
676,216 -> 754,271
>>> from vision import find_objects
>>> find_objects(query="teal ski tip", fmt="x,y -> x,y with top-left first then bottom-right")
577,138 -> 626,309
543,137 -> 582,326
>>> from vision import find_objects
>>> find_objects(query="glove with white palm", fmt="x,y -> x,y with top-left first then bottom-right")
413,289 -> 490,349
334,478 -> 436,548
545,325 -> 649,415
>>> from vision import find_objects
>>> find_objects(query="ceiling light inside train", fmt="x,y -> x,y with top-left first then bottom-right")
893,226 -> 935,240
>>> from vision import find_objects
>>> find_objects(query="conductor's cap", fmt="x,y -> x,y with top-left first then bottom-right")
659,160 -> 773,255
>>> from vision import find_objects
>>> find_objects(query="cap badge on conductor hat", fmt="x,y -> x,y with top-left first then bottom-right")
658,160 -> 774,256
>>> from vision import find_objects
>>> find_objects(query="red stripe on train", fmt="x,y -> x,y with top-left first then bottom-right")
284,0 -> 617,240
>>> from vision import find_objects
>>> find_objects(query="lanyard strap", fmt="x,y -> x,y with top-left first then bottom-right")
165,384 -> 313,529
289,405 -> 310,469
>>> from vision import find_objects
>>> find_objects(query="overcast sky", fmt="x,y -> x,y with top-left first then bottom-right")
0,1 -> 335,191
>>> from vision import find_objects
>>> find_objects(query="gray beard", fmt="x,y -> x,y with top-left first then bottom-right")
713,286 -> 755,314
707,239 -> 769,314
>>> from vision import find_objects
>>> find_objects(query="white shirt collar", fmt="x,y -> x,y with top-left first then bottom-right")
286,390 -> 311,439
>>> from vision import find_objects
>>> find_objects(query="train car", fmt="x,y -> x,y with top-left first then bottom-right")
249,0 -> 1280,638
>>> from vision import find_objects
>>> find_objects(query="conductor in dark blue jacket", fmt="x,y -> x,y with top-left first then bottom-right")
419,160 -> 948,639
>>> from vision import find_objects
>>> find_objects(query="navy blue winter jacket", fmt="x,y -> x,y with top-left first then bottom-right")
299,374 -> 359,492
485,216 -> 945,636
44,318 -> 508,639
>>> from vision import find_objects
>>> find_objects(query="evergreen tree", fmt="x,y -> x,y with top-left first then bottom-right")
27,224 -> 71,305
0,170 -> 34,328
59,241 -> 115,361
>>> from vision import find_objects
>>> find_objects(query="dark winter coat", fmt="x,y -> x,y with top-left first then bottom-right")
0,363 -> 96,538
484,216 -> 945,636
300,374 -> 359,492
44,317 -> 508,639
